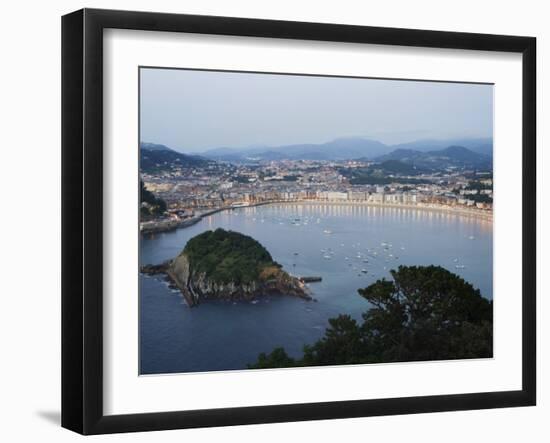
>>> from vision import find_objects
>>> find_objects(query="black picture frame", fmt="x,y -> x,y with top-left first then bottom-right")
61,8 -> 536,435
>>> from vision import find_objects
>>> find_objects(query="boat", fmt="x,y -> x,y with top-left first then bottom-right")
323,229 -> 332,234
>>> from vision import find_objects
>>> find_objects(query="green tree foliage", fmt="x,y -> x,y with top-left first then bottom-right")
183,229 -> 281,285
253,347 -> 296,369
140,180 -> 167,216
465,180 -> 492,191
249,265 -> 492,368
469,193 -> 493,204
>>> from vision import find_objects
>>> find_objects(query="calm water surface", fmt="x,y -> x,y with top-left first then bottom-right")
140,203 -> 493,374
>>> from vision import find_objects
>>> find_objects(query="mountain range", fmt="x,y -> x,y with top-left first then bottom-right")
140,137 -> 493,174
192,136 -> 493,162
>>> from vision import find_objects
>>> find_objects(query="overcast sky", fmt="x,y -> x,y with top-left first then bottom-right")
140,68 -> 493,153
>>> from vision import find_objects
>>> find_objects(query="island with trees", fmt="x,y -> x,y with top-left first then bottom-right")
141,229 -> 311,306
250,265 -> 493,368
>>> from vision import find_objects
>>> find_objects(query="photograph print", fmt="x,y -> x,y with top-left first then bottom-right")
139,68 -> 494,375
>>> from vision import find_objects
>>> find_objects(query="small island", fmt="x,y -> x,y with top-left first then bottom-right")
141,229 -> 311,306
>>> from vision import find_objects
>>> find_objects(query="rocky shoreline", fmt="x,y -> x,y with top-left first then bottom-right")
140,253 -> 312,307
139,216 -> 202,235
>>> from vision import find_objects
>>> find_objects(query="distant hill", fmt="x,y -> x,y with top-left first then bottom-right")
200,137 -> 389,162
197,137 -> 493,163
340,158 -> 431,185
375,145 -> 492,171
373,160 -> 429,175
391,137 -> 493,157
140,142 -> 174,152
370,148 -> 424,164
140,142 -> 213,173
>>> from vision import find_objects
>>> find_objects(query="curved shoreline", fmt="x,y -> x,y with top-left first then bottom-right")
141,199 -> 492,235
285,200 -> 493,222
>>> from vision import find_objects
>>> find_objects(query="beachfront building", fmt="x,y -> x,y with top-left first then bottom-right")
326,191 -> 348,201
368,192 -> 384,204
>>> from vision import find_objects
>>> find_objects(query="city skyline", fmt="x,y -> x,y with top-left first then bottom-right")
139,68 -> 494,153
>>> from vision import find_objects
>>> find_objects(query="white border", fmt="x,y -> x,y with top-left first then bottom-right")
103,29 -> 523,415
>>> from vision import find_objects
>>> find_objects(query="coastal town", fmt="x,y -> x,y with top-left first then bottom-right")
137,67 -> 496,376
140,156 -> 493,234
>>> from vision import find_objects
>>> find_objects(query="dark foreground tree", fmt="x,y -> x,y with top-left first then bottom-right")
253,347 -> 296,369
249,265 -> 492,369
140,180 -> 167,217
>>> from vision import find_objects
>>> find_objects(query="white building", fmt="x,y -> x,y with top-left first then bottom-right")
384,193 -> 402,204
348,191 -> 367,201
402,193 -> 417,204
327,191 -> 348,200
368,193 -> 384,203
